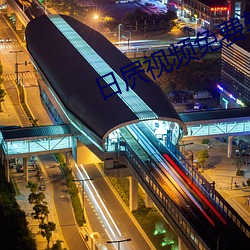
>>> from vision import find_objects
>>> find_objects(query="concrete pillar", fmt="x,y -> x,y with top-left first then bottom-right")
7,5 -> 12,17
23,157 -> 28,182
145,193 -> 153,208
66,152 -> 70,168
227,136 -> 234,158
5,158 -> 10,183
0,150 -> 4,166
104,159 -> 113,170
71,137 -> 77,163
16,17 -> 22,31
129,176 -> 138,211
178,237 -> 189,250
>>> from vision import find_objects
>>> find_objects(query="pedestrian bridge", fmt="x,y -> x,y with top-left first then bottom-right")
0,125 -> 73,158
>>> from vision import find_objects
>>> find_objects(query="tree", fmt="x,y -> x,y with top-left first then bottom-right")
0,61 -> 6,112
31,204 -> 49,223
159,19 -> 168,31
39,221 -> 56,248
232,156 -> 244,176
197,149 -> 209,172
51,239 -> 67,250
0,87 -> 6,112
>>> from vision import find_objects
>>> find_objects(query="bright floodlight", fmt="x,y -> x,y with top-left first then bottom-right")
94,14 -> 99,20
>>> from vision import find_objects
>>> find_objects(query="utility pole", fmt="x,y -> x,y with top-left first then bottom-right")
9,50 -> 23,84
107,239 -> 131,250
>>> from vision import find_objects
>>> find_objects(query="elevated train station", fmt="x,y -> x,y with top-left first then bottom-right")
1,12 -> 250,250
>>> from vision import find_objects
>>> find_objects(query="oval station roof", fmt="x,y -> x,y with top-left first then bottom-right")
25,14 -> 185,140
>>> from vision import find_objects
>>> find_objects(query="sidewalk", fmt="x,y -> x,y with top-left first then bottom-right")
13,157 -> 68,250
183,137 -> 250,226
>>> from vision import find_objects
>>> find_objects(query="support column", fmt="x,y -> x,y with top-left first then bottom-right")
66,152 -> 70,168
129,176 -> 138,211
7,5 -> 12,17
227,136 -> 234,158
178,237 -> 189,250
145,193 -> 153,208
23,157 -> 28,182
16,17 -> 22,31
5,158 -> 10,183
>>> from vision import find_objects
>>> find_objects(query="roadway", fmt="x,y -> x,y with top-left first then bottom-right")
74,163 -> 153,250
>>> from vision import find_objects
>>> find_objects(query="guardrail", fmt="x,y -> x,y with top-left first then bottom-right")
167,141 -> 250,240
119,141 -> 210,250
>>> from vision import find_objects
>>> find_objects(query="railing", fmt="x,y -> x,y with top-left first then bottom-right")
119,141 -> 210,250
167,141 -> 250,239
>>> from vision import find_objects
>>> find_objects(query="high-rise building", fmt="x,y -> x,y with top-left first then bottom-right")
219,32 -> 250,109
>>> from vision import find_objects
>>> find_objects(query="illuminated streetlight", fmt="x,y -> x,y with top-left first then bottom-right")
118,23 -> 122,43
93,14 -> 99,31
9,50 -> 23,85
107,239 -> 131,250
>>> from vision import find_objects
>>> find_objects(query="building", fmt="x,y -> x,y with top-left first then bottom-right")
219,32 -> 250,109
229,0 -> 250,19
181,0 -> 228,31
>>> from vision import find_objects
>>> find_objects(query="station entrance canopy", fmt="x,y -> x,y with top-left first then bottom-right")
0,125 -> 73,158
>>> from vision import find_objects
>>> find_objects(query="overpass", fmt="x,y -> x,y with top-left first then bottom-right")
21,13 -> 250,249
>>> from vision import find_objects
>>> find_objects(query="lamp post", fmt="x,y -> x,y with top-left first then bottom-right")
9,50 -> 23,84
107,239 -> 131,250
73,178 -> 94,219
216,233 -> 225,250
118,23 -> 122,43
185,149 -> 194,165
93,14 -> 99,31
178,142 -> 194,153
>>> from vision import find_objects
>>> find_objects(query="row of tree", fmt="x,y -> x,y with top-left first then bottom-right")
26,180 -> 67,250
0,61 -> 6,111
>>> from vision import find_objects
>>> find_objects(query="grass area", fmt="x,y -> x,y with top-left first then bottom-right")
202,139 -> 210,144
108,176 -> 178,249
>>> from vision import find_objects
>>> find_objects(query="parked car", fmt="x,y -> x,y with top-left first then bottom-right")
194,102 -> 202,109
0,37 -> 4,43
5,37 -> 12,43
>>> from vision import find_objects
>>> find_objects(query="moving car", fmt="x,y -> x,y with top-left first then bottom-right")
0,37 -> 4,43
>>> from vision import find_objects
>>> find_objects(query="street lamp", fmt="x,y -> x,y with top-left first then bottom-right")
73,178 -> 94,219
107,239 -> 131,250
216,233 -> 225,250
9,50 -> 23,84
178,142 -> 194,153
118,23 -> 122,43
185,149 -> 194,165
93,14 -> 99,31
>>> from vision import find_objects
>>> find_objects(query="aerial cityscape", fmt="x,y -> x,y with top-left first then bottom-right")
0,0 -> 250,250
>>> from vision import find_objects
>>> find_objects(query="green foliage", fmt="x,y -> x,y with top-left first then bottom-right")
39,221 -> 56,248
232,157 -> 244,171
197,149 -> 209,166
26,180 -> 39,194
51,240 -> 67,250
0,167 -> 37,249
247,178 -> 250,186
202,139 -> 210,144
31,204 -> 49,223
53,153 -> 84,226
236,169 -> 244,176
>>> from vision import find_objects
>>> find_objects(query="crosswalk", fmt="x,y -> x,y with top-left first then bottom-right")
0,43 -> 23,49
2,72 -> 37,87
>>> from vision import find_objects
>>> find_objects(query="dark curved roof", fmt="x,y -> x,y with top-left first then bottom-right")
25,14 -> 185,139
